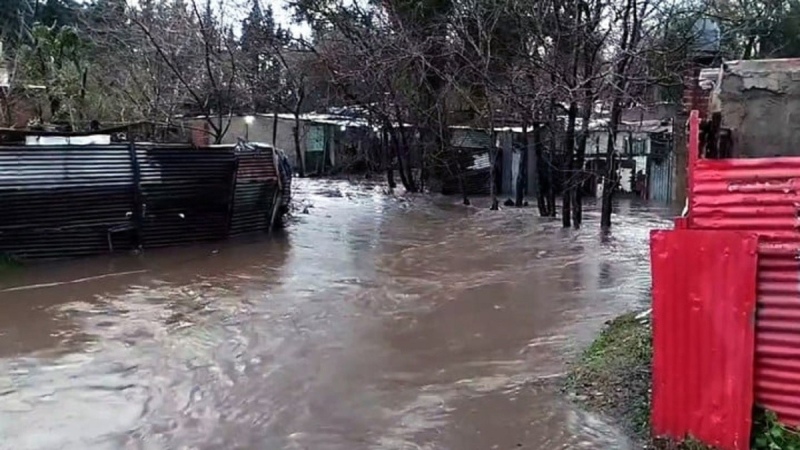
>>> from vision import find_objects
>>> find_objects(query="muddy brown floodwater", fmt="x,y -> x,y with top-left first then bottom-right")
0,179 -> 674,450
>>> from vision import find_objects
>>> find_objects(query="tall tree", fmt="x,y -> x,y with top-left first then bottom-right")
240,0 -> 284,112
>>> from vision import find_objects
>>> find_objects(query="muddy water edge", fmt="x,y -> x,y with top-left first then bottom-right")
0,179 -> 673,450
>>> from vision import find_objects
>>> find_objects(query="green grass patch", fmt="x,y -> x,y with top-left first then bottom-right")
566,312 -> 654,439
566,312 -> 800,449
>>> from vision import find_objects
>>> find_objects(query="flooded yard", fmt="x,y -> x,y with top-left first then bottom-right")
0,179 -> 672,450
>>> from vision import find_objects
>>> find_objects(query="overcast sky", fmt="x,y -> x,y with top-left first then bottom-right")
270,0 -> 311,38
121,0 -> 310,37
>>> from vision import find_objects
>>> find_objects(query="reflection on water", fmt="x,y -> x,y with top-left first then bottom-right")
0,179 -> 672,450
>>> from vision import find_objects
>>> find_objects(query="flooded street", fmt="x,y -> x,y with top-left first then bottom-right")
0,179 -> 672,450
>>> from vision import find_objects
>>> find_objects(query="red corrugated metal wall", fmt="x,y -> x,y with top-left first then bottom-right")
651,229 -> 758,450
689,157 -> 800,426
683,111 -> 800,426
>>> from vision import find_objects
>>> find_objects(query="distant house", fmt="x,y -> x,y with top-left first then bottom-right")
187,112 -> 379,174
583,118 -> 673,199
442,115 -> 673,201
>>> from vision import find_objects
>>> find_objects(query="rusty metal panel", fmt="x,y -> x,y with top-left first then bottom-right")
229,146 -> 281,236
651,229 -> 758,450
689,156 -> 800,425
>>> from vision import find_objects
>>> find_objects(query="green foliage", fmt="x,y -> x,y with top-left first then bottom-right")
17,23 -> 91,125
569,312 -> 800,450
753,410 -> 800,450
1,0 -> 80,51
240,0 -> 288,112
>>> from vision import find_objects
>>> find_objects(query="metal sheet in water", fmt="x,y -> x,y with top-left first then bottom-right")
651,229 -> 758,450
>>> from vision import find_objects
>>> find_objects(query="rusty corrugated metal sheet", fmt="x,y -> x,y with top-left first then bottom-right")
229,147 -> 281,236
0,145 -> 137,259
688,156 -> 800,426
651,229 -> 758,450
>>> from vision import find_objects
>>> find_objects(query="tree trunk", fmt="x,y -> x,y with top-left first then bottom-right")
291,114 -> 305,177
383,126 -> 396,189
532,122 -> 549,216
573,91 -> 592,228
389,127 -> 414,191
515,122 -> 528,207
600,154 -> 615,229
490,124 -> 499,210
601,0 -> 641,229
272,111 -> 279,146
397,126 -> 417,192
562,101 -> 577,227
601,100 -> 623,229
547,102 -> 559,217
673,110 -> 687,207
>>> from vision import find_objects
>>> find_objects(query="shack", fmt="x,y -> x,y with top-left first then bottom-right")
188,112 -> 379,174
583,118 -> 673,200
0,131 -> 291,260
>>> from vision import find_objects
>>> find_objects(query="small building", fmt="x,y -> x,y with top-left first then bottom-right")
583,118 -> 673,200
440,125 -> 540,198
187,112 -> 379,174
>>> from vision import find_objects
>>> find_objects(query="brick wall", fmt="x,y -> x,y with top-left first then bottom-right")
682,66 -> 711,119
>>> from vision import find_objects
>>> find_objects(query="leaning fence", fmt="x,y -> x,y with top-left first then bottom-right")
0,143 -> 285,260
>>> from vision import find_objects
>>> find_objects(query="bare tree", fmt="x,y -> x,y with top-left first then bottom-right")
129,0 -> 241,144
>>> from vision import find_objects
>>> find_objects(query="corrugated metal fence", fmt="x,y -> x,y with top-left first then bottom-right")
0,143 -> 284,260
651,229 -> 758,450
689,155 -> 800,426
653,111 -> 800,449
138,145 -> 237,248
648,151 -> 674,202
0,145 -> 137,259
230,147 -> 281,236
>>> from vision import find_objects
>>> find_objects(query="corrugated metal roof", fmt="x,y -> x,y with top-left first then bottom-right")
451,129 -> 492,149
689,156 -> 800,426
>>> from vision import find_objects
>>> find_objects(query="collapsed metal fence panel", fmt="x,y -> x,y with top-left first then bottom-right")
0,143 -> 284,260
